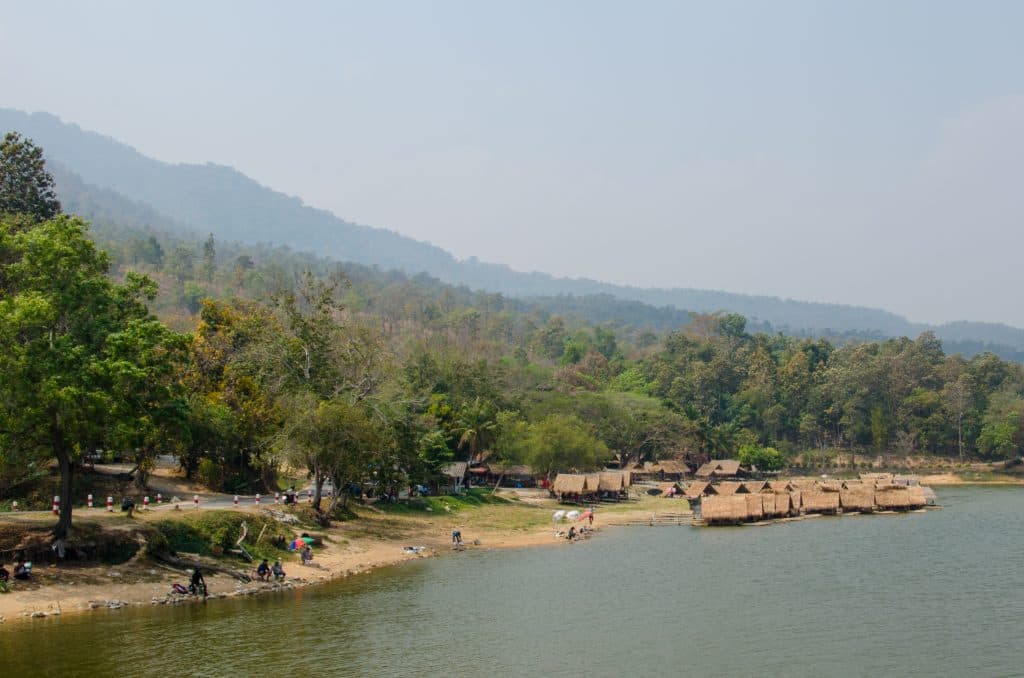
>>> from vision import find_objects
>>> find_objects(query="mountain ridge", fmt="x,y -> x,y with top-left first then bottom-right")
4,107 -> 1023,354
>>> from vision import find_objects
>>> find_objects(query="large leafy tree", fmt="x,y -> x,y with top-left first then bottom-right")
0,215 -> 186,539
0,132 -> 61,221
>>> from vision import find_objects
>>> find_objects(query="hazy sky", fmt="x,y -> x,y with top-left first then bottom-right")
2,1 -> 1023,326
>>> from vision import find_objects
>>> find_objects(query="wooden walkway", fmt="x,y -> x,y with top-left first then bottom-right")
620,511 -> 693,527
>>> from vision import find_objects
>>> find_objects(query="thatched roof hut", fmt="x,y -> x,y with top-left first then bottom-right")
818,479 -> 843,492
598,471 -> 629,493
695,459 -> 743,479
552,473 -> 586,496
768,480 -> 794,492
875,484 -> 927,510
788,490 -> 802,511
714,481 -> 748,496
802,490 -> 840,514
685,481 -> 715,499
840,485 -> 875,512
743,480 -> 768,494
861,472 -> 894,483
584,473 -> 602,493
774,492 -> 792,517
744,494 -> 764,520
701,495 -> 749,523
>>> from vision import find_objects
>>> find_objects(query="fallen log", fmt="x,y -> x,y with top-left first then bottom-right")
151,551 -> 252,582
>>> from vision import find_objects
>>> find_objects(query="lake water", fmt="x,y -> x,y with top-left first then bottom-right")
2,486 -> 1022,677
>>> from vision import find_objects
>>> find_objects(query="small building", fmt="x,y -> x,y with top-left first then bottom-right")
801,489 -> 840,514
695,459 -> 744,480
598,471 -> 631,499
441,462 -> 469,493
487,464 -> 536,488
700,495 -> 750,524
551,473 -> 600,503
874,484 -> 926,510
839,484 -> 875,513
648,459 -> 690,481
713,481 -> 749,496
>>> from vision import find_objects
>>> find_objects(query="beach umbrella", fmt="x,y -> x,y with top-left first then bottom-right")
552,510 -> 566,523
566,510 -> 580,521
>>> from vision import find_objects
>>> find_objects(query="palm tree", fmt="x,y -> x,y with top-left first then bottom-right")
455,398 -> 497,462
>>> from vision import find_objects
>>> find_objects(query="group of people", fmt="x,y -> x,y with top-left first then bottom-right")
255,558 -> 286,582
0,557 -> 32,589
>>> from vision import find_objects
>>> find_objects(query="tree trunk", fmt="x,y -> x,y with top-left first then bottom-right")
51,413 -> 73,541
313,474 -> 324,511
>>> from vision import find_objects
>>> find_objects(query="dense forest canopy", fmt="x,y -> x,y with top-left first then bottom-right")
2,134 -> 1024,537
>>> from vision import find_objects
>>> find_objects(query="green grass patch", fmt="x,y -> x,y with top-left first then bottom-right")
151,510 -> 294,562
377,488 -> 514,514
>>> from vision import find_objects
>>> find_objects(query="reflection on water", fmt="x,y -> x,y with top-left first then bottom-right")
2,487 -> 1022,677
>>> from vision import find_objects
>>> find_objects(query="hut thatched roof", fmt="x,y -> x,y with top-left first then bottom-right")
652,459 -> 689,475
860,472 -> 894,483
788,490 -> 802,510
695,459 -> 742,478
744,494 -> 764,520
701,495 -> 749,523
714,481 -> 747,496
441,462 -> 469,479
598,471 -> 628,492
802,490 -> 840,513
685,481 -> 712,499
552,473 -> 586,495
875,484 -> 927,509
840,485 -> 875,511
768,480 -> 793,492
774,492 -> 791,516
760,493 -> 777,516
743,480 -> 768,494
584,473 -> 602,492
817,480 -> 843,492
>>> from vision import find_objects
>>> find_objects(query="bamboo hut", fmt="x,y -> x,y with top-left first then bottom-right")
788,490 -> 802,512
818,479 -> 843,492
584,473 -> 602,495
801,490 -> 840,514
774,492 -> 792,517
695,459 -> 744,480
860,472 -> 894,484
700,495 -> 749,524
839,484 -> 875,512
768,480 -> 794,493
743,480 -> 769,494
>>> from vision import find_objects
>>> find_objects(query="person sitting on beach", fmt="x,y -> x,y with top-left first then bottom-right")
567,526 -> 577,541
13,558 -> 30,580
272,559 -> 285,581
256,559 -> 270,582
301,545 -> 313,566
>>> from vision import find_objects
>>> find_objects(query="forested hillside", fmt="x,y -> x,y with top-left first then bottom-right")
4,107 -> 1024,358
3,132 -> 1024,532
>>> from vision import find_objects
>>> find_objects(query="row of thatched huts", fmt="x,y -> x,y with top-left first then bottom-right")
551,471 -> 632,502
697,480 -> 931,524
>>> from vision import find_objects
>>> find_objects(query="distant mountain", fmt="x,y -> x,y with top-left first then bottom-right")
4,107 -> 1024,357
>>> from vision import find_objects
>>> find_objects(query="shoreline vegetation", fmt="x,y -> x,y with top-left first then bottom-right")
2,473 -> 1020,625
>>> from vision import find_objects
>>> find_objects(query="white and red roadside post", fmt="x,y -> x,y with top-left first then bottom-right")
143,496 -> 150,510
107,496 -> 114,512
255,493 -> 261,506
193,494 -> 199,510
307,490 -> 312,503
87,494 -> 94,509
233,495 -> 239,507
52,495 -> 60,515
157,493 -> 163,505
274,492 -> 280,505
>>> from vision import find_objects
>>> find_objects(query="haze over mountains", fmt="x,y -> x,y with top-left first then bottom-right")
3,107 -> 1023,359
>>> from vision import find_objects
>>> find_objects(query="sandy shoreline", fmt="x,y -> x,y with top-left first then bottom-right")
0,498 -> 658,626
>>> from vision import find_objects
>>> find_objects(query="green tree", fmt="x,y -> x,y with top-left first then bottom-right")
0,132 -> 61,221
520,414 -> 608,477
738,444 -> 786,471
201,233 -> 216,282
0,215 -> 185,539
